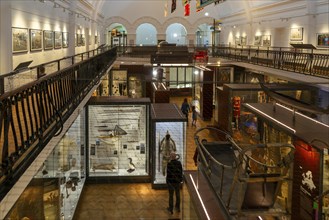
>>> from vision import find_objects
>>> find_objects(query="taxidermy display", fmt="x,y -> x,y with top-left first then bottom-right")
127,158 -> 136,173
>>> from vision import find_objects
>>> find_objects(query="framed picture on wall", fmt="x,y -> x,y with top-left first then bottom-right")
77,34 -> 82,46
262,35 -> 271,46
30,29 -> 42,51
43,30 -> 54,50
235,36 -> 240,45
54,31 -> 62,49
290,27 -> 303,41
316,33 -> 329,47
12,27 -> 28,53
254,36 -> 262,46
62,32 -> 68,48
81,34 -> 86,46
240,36 -> 247,46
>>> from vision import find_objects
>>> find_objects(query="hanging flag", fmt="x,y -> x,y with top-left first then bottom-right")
171,0 -> 176,13
184,2 -> 190,16
196,0 -> 204,12
182,0 -> 189,6
164,1 -> 168,17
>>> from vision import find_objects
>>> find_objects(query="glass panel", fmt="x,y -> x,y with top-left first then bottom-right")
177,68 -> 185,88
169,67 -> 177,88
153,122 -> 186,185
5,111 -> 86,220
128,75 -> 143,98
185,67 -> 193,88
323,153 -> 329,219
111,70 -> 127,96
88,105 -> 148,177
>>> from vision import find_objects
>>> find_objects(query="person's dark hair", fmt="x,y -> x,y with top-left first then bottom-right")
183,98 -> 187,102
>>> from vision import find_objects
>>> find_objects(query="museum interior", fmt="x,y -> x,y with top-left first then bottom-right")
0,0 -> 329,219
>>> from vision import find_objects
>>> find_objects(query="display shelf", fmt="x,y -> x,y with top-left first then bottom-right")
87,97 -> 150,178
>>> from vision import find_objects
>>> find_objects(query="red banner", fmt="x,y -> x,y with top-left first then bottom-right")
184,3 -> 190,16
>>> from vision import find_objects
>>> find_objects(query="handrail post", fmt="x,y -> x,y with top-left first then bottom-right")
0,77 -> 4,95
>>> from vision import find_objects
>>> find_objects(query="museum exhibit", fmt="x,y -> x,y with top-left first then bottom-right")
0,0 -> 328,219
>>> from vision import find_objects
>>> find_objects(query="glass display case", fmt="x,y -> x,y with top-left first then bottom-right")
111,69 -> 128,96
5,111 -> 86,220
192,68 -> 213,121
150,103 -> 187,188
87,97 -> 150,179
128,75 -> 143,98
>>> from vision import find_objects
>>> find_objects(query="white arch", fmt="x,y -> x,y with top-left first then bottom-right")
162,17 -> 192,34
104,16 -> 132,33
132,16 -> 162,34
192,17 -> 216,33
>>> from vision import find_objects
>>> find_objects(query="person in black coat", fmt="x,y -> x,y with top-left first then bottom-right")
166,151 -> 183,214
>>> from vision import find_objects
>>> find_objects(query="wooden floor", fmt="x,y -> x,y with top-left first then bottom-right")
73,97 -> 216,220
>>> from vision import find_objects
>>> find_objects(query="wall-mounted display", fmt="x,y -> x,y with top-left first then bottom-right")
81,34 -> 85,46
62,32 -> 68,48
240,36 -> 247,46
12,27 -> 28,53
262,35 -> 271,46
128,75 -> 143,98
87,98 -> 150,178
316,33 -> 329,47
77,34 -> 84,46
43,30 -> 54,50
30,29 -> 42,51
111,69 -> 127,96
54,31 -> 62,49
254,36 -> 262,46
290,27 -> 303,41
235,36 -> 240,45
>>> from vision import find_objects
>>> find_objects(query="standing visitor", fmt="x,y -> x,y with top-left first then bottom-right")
181,98 -> 190,124
191,105 -> 197,126
166,152 -> 183,214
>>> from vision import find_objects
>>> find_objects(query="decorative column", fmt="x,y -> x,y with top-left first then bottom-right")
68,2 -> 77,57
157,33 -> 166,44
0,1 -> 12,75
127,33 -> 136,45
85,27 -> 90,51
306,0 -> 316,44
186,33 -> 195,46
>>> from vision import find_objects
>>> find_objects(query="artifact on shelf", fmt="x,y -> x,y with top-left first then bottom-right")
127,158 -> 136,173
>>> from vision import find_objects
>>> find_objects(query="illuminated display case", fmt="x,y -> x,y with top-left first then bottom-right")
217,83 -> 316,132
87,97 -> 150,180
193,68 -> 213,121
243,102 -> 329,219
150,103 -> 187,188
5,111 -> 86,220
111,69 -> 128,96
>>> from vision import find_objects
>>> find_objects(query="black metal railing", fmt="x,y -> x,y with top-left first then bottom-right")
118,44 -> 329,78
0,46 -> 109,96
215,45 -> 329,78
0,47 -> 117,200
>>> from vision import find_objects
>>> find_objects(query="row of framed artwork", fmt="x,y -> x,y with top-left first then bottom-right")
12,27 -> 68,53
12,27 -> 99,53
235,31 -> 329,47
235,35 -> 272,47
